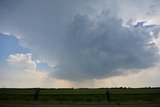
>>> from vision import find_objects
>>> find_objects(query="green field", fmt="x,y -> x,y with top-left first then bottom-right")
0,88 -> 160,105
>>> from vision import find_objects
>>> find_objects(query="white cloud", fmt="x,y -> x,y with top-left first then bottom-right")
7,53 -> 36,70
5,53 -> 49,88
36,60 -> 41,64
1,32 -> 10,36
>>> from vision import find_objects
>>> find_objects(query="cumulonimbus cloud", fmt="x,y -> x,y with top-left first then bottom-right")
52,12 -> 160,81
0,0 -> 160,82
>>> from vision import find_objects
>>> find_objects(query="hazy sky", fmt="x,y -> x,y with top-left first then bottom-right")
0,0 -> 160,88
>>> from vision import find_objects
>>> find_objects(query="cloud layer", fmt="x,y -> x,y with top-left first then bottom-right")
6,53 -> 48,87
0,0 -> 160,82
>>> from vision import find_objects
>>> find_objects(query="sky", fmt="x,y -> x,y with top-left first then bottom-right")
0,0 -> 160,88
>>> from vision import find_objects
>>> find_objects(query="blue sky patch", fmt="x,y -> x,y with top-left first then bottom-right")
0,33 -> 52,73
0,33 -> 30,62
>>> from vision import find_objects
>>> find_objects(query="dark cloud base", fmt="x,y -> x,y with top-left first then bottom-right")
52,12 -> 159,81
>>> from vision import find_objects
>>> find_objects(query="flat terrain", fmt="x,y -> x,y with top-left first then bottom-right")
0,88 -> 160,105
1,104 -> 160,107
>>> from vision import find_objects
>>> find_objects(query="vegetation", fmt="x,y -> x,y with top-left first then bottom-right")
0,87 -> 160,105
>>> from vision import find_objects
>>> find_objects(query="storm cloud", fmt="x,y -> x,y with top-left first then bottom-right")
53,12 -> 160,80
0,0 -> 160,81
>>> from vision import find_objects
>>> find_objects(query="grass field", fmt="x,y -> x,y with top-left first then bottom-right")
0,88 -> 160,105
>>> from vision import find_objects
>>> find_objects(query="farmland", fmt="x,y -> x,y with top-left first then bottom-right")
0,88 -> 160,105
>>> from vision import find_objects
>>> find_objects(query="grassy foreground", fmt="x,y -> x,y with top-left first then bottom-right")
0,88 -> 160,105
